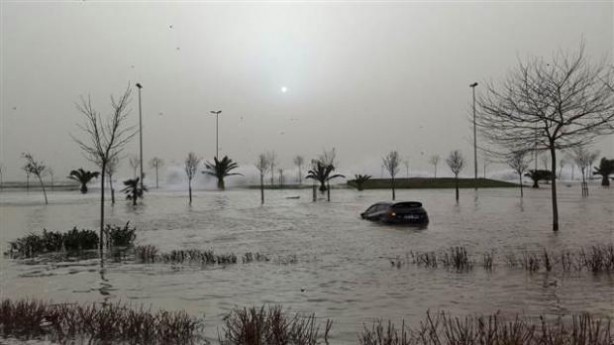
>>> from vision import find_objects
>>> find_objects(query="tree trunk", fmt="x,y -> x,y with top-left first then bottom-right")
109,175 -> 115,204
550,146 -> 559,232
391,176 -> 396,201
602,175 -> 610,187
155,167 -> 159,189
37,175 -> 48,204
518,174 -> 524,198
132,188 -> 137,206
319,180 -> 326,193
260,174 -> 264,204
327,182 -> 330,202
455,174 -> 459,201
189,180 -> 192,204
100,162 -> 106,258
218,178 -> 225,190
81,183 -> 88,194
312,184 -> 316,202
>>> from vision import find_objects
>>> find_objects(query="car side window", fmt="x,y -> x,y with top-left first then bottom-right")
366,205 -> 378,213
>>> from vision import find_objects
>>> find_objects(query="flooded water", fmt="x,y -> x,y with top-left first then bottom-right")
1,186 -> 613,343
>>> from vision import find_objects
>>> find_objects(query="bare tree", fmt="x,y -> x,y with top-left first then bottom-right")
278,168 -> 284,187
476,45 -> 614,231
446,150 -> 465,202
184,152 -> 200,204
293,155 -> 304,185
429,155 -> 440,178
129,155 -> 140,178
507,150 -> 531,198
22,153 -> 48,204
383,150 -> 400,200
403,158 -> 410,178
267,151 -> 277,186
149,157 -> 164,189
73,87 -> 136,254
572,145 -> 599,197
255,153 -> 270,204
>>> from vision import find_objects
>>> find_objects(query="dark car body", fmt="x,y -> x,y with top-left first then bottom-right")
360,201 -> 429,226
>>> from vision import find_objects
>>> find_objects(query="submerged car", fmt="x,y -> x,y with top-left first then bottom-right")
360,201 -> 429,226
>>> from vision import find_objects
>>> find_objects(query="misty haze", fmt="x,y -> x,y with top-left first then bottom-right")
1,1 -> 613,345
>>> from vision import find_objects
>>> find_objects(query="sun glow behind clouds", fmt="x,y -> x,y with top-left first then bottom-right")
281,86 -> 288,93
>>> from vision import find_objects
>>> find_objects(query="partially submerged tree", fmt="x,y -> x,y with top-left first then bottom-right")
429,155 -> 440,178
68,168 -> 100,194
255,153 -> 270,204
446,150 -> 465,201
525,170 -> 554,189
122,178 -> 147,206
293,155 -> 304,185
149,157 -> 164,189
507,150 -> 530,198
383,150 -> 400,200
184,152 -> 200,204
350,174 -> 372,191
203,156 -> 241,190
476,44 -> 614,231
571,145 -> 599,196
73,87 -> 136,254
593,157 -> 614,187
306,149 -> 344,195
22,153 -> 48,204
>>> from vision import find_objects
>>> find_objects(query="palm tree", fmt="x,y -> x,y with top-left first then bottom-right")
525,170 -> 553,188
350,174 -> 372,191
593,157 -> 614,187
68,168 -> 100,194
122,177 -> 147,205
203,156 -> 242,190
305,160 -> 344,193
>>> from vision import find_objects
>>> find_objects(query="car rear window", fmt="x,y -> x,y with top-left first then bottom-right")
392,202 -> 422,209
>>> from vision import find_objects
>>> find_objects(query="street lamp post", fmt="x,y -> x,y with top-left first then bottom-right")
210,110 -> 222,159
470,82 -> 478,190
136,83 -> 144,192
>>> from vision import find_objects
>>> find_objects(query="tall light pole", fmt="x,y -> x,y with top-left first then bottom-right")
470,82 -> 478,189
210,110 -> 222,159
136,83 -> 144,192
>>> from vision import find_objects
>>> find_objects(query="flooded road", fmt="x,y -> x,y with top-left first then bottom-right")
1,186 -> 613,343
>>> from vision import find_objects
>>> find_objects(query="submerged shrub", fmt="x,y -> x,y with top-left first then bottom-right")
359,312 -> 613,345
7,224 -> 136,259
220,306 -> 332,345
105,222 -> 137,247
0,298 -> 204,344
63,227 -> 98,252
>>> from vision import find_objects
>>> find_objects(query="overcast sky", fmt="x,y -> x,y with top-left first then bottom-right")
1,1 -> 612,181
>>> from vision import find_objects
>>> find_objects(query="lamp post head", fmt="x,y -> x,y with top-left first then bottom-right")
469,82 -> 478,88
210,110 -> 222,115
136,83 -> 143,89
